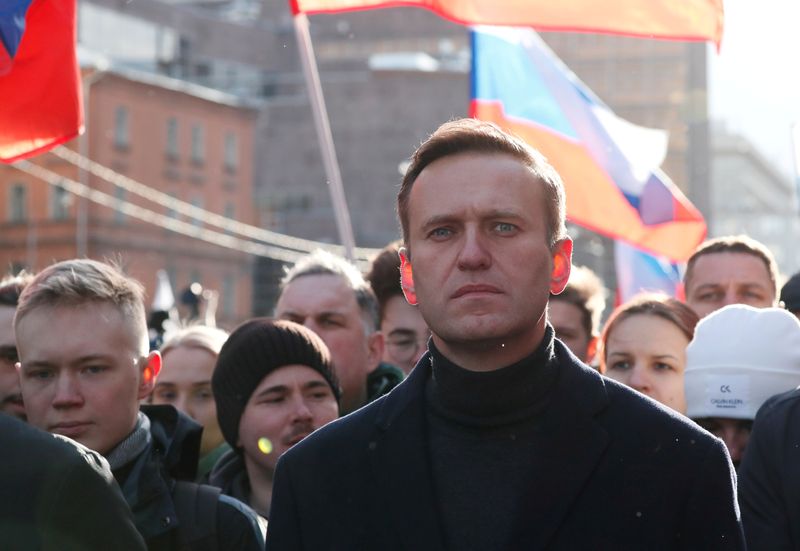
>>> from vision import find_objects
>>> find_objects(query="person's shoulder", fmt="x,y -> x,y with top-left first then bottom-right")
755,386 -> 800,422
599,371 -> 722,448
216,493 -> 267,549
0,415 -> 113,480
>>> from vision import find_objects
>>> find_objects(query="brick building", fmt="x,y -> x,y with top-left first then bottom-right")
0,63 -> 260,328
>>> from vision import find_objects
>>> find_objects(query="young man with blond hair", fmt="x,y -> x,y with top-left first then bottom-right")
15,259 -> 264,550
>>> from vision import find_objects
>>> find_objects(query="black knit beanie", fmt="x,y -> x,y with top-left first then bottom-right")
781,272 -> 800,313
212,318 -> 341,449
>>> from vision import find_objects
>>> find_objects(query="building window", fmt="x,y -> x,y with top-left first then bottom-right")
224,201 -> 235,220
114,187 -> 126,224
114,106 -> 129,149
50,183 -> 70,220
190,197 -> 203,227
190,124 -> 205,164
8,183 -> 27,223
166,117 -> 179,159
166,191 -> 179,219
224,132 -> 238,171
223,201 -> 236,234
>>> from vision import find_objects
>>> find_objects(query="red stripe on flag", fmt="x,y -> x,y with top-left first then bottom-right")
0,0 -> 82,163
0,47 -> 11,76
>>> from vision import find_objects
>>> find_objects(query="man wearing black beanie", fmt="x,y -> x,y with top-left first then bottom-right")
210,318 -> 340,517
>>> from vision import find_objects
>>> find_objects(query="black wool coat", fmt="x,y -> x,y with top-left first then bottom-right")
738,388 -> 800,550
0,414 -> 146,550
266,340 -> 745,551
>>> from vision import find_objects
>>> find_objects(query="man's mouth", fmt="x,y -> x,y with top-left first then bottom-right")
50,421 -> 92,437
451,284 -> 502,299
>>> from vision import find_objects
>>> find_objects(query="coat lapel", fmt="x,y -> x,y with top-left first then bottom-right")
511,350 -> 611,549
367,355 -> 447,550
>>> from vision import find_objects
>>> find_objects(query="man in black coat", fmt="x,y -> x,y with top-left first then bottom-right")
0,413 -> 146,550
738,388 -> 800,550
266,119 -> 744,550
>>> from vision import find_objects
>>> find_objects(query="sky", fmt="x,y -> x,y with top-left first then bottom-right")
709,0 -> 800,180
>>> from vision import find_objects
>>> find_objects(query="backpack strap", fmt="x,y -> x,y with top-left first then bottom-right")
172,481 -> 220,551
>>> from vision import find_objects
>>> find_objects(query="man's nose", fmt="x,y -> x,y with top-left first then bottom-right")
52,373 -> 84,408
721,289 -> 739,308
290,396 -> 314,421
456,229 -> 491,270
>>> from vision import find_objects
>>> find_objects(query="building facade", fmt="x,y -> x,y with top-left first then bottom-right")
0,66 -> 259,328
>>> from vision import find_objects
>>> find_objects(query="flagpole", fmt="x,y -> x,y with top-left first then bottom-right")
792,121 -> 800,214
291,11 -> 356,260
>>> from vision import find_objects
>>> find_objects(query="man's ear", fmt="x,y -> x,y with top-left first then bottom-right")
138,351 -> 162,400
398,247 -> 417,306
366,330 -> 384,370
549,238 -> 573,295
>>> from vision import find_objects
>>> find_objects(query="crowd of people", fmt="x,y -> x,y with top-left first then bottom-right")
2,118 -> 800,549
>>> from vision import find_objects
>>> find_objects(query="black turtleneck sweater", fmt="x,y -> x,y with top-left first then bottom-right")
425,326 -> 560,551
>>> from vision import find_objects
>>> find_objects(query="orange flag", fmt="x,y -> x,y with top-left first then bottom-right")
290,0 -> 724,46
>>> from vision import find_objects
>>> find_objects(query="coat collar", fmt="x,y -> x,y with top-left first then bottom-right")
368,341 -> 610,549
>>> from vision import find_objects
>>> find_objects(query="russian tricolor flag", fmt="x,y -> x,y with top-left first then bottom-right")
470,27 -> 706,263
0,0 -> 82,163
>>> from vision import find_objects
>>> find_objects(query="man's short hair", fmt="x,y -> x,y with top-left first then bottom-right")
14,259 -> 149,354
0,272 -> 34,308
550,265 -> 606,337
684,235 -> 779,298
281,249 -> 380,331
397,118 -> 567,250
365,240 -> 403,322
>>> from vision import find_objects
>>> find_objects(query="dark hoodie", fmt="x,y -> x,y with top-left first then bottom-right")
114,405 -> 265,551
208,448 -> 256,514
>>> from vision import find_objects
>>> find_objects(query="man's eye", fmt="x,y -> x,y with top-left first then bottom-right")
610,361 -> 630,371
494,222 -> 516,233
388,338 -> 415,347
280,314 -> 305,324
429,227 -> 452,239
259,395 -> 284,405
84,366 -> 107,375
195,389 -> 213,400
653,362 -> 674,372
28,370 -> 53,380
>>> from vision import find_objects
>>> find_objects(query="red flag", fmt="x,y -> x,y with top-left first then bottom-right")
290,0 -> 724,46
0,0 -> 82,163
